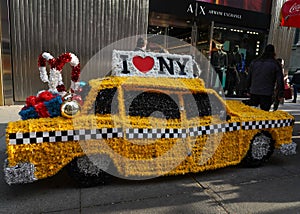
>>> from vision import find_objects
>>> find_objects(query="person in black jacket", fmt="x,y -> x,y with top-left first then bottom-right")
273,58 -> 285,110
211,44 -> 228,88
225,45 -> 241,96
134,37 -> 147,52
291,69 -> 300,103
246,44 -> 284,111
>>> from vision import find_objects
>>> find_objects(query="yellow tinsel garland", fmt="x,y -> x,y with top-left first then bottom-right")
6,76 -> 294,179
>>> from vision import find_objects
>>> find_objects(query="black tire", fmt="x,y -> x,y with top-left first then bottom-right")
242,131 -> 274,167
66,155 -> 111,188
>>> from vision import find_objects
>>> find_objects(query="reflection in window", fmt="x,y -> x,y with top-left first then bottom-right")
184,93 -> 226,119
94,88 -> 117,115
125,91 -> 180,119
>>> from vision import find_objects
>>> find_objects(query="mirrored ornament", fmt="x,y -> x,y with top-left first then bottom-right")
61,100 -> 81,118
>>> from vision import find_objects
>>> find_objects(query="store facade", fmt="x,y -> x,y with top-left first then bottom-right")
148,0 -> 296,92
149,0 -> 272,71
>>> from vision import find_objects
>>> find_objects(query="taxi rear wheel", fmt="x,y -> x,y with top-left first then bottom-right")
66,155 -> 111,187
242,131 -> 274,167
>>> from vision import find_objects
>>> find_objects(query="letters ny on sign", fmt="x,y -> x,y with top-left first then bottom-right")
112,50 -> 194,78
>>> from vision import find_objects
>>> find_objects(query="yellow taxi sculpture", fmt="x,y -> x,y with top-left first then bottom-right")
4,50 -> 296,187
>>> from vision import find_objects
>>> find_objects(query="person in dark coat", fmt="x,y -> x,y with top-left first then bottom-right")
134,37 -> 147,52
273,58 -> 285,110
246,44 -> 284,111
291,69 -> 300,103
211,44 -> 228,88
225,45 -> 241,96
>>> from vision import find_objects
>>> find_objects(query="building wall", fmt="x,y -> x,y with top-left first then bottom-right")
1,0 -> 297,104
289,29 -> 300,73
268,0 -> 295,72
3,0 -> 149,103
0,0 -> 10,105
290,47 -> 300,73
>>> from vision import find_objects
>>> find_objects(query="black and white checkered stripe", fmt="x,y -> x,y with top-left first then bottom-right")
189,122 -> 240,137
8,128 -> 123,145
242,119 -> 294,130
8,119 -> 293,145
125,128 -> 188,139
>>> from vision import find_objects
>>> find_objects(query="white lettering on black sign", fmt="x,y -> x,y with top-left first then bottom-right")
208,10 -> 242,19
112,50 -> 194,78
187,3 -> 206,16
187,3 -> 242,20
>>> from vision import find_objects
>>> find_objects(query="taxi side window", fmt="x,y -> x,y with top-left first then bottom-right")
184,93 -> 211,119
209,94 -> 227,120
124,90 -> 180,119
184,93 -> 226,119
94,87 -> 118,115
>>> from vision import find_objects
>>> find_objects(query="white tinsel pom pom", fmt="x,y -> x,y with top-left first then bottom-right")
39,67 -> 49,83
42,52 -> 54,61
71,81 -> 80,91
70,53 -> 79,66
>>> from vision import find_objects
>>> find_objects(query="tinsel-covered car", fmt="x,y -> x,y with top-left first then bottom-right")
4,50 -> 296,187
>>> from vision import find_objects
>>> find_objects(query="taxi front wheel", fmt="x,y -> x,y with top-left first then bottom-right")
242,132 -> 275,167
66,155 -> 111,187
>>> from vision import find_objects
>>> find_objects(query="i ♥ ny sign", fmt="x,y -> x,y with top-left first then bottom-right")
112,50 -> 194,78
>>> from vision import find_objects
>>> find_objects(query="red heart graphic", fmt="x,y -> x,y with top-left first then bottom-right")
132,56 -> 154,73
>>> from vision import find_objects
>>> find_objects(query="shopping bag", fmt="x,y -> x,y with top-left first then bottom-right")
284,84 -> 292,100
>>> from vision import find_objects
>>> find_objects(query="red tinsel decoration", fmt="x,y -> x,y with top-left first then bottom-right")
56,84 -> 66,92
56,53 -> 72,71
26,96 -> 38,107
35,102 -> 50,118
25,91 -> 55,107
70,63 -> 81,83
38,91 -> 54,102
38,54 -> 46,67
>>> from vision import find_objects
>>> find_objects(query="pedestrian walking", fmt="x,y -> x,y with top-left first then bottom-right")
225,45 -> 241,96
273,58 -> 285,111
291,69 -> 300,103
246,44 -> 284,111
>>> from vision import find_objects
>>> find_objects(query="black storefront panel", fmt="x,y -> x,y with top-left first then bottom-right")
196,0 -> 272,14
150,0 -> 271,30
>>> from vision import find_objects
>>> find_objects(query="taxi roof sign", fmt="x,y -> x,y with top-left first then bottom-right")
112,50 -> 194,78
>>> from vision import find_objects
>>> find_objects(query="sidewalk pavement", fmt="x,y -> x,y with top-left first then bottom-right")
0,105 -> 23,124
